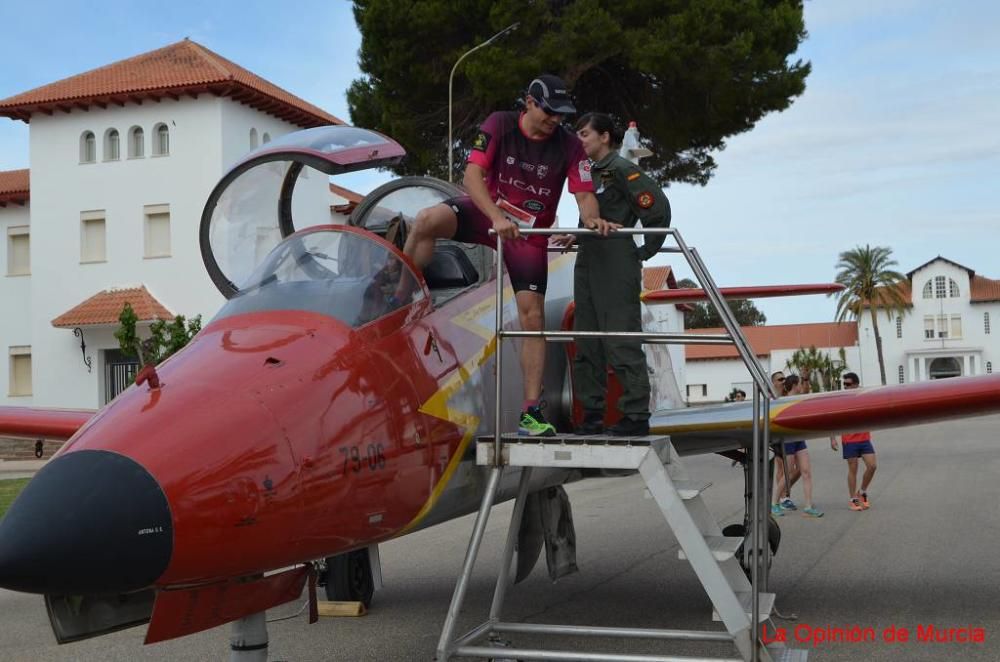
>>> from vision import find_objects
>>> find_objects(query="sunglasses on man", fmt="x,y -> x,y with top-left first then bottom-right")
844,381 -> 858,388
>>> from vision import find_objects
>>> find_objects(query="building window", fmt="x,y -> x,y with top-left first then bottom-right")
128,126 -> 145,158
80,211 -> 106,263
80,131 -> 96,163
896,316 -> 902,338
922,280 -> 933,298
988,362 -> 993,374
924,316 -> 935,339
949,314 -> 962,339
898,365 -> 904,384
686,384 -> 707,398
144,204 -> 171,258
103,129 -> 120,161
153,123 -> 170,156
250,128 -> 259,149
949,278 -> 960,297
9,346 -> 32,396
262,132 -> 271,144
986,312 -> 991,335
6,226 -> 30,276
935,276 -> 946,298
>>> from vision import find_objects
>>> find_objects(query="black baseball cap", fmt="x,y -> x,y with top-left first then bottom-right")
527,74 -> 576,115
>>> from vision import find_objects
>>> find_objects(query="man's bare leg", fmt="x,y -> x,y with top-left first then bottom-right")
515,290 -> 546,402
859,453 -> 877,492
395,204 -> 458,301
846,458 -> 859,497
402,204 -> 458,271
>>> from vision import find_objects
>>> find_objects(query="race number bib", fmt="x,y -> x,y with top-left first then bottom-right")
496,198 -> 537,228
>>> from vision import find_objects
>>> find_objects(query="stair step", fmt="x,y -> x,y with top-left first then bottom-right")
674,479 -> 711,499
713,591 -> 774,623
679,536 -> 743,562
766,644 -> 809,661
642,479 -> 711,501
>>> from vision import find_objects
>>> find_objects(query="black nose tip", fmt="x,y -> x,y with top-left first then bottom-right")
0,450 -> 172,595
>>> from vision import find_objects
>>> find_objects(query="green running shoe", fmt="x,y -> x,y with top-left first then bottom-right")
519,406 -> 556,437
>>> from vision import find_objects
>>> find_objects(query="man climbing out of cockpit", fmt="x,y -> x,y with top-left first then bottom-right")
397,74 -> 607,436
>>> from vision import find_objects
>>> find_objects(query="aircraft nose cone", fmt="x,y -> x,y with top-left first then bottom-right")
0,450 -> 172,595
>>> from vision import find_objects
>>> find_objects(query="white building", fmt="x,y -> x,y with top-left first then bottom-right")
684,322 -> 860,404
0,39 -> 355,408
856,256 -> 1000,385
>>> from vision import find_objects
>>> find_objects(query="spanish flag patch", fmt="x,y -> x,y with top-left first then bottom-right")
627,172 -> 641,181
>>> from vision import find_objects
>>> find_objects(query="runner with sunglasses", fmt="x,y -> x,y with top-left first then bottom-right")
401,74 -> 605,436
830,372 -> 877,510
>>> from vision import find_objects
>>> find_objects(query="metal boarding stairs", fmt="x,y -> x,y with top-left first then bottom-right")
435,228 -> 804,662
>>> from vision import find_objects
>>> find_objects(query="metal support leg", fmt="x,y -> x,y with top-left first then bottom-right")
229,611 -> 268,662
490,467 -> 534,620
436,466 -> 505,660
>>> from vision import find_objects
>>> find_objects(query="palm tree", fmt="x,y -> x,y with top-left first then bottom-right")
831,245 -> 909,385
786,346 -> 849,391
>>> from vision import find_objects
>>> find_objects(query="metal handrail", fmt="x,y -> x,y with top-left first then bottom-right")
489,225 -> 775,662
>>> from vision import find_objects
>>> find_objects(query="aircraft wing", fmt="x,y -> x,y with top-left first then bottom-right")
0,407 -> 95,441
657,373 -> 1000,455
641,283 -> 843,304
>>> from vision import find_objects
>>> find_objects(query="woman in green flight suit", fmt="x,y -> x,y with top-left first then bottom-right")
571,113 -> 671,436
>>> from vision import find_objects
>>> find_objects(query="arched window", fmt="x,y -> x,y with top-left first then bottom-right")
153,123 -> 169,156
262,132 -> 271,144
898,365 -> 904,383
249,128 -> 259,149
80,131 -> 96,163
128,126 -> 145,158
922,280 -> 933,298
948,278 -> 960,297
934,275 -> 946,298
104,129 -> 119,161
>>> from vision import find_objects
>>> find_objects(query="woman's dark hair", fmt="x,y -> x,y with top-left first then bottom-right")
575,112 -> 623,148
782,374 -> 800,395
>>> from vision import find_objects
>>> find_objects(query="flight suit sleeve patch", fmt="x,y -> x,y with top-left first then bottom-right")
627,172 -> 641,181
636,191 -> 655,209
471,131 -> 491,152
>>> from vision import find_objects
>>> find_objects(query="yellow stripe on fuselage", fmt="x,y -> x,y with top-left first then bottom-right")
400,253 -> 573,532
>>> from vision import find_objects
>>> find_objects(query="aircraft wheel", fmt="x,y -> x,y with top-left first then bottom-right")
722,516 -> 781,580
323,549 -> 375,607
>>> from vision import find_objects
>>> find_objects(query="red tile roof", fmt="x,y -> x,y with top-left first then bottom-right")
0,39 -> 343,128
642,265 -> 676,291
0,169 -> 29,207
329,183 -> 363,204
51,286 -> 172,328
971,275 -> 1000,303
686,322 -> 858,361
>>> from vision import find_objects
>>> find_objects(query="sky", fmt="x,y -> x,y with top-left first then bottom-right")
1,1 -> 998,325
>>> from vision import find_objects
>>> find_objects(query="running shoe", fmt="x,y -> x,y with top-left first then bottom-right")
802,507 -> 824,518
849,498 -> 864,511
519,405 -> 556,437
860,492 -> 871,509
771,504 -> 784,516
779,497 -> 797,511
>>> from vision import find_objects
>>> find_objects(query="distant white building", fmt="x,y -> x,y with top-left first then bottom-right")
855,256 -> 1000,385
0,39 -> 356,408
684,322 -> 860,404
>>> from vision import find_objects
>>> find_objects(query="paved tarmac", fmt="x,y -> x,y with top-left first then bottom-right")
2,414 -> 1000,661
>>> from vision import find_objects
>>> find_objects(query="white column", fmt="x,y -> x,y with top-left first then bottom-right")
963,355 -> 971,376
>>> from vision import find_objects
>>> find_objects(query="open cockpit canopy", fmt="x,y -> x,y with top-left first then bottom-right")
199,125 -> 405,298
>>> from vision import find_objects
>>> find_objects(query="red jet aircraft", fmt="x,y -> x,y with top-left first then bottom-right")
1,125 -> 999,655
